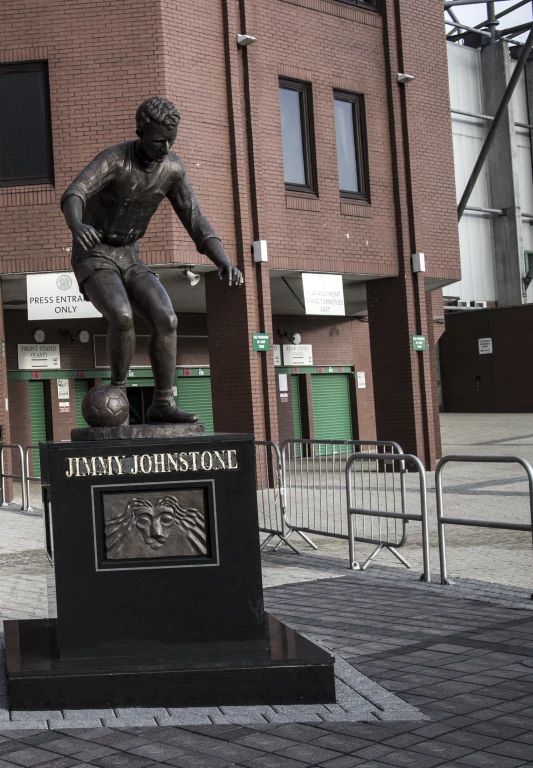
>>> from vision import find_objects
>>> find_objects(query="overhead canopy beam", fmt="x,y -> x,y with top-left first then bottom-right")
457,26 -> 533,220
497,21 -> 533,37
445,0 -> 498,7
446,0 -> 532,43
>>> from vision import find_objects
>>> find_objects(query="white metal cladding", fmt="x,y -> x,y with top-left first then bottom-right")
511,64 -> 533,302
445,42 -> 495,304
445,44 -> 533,305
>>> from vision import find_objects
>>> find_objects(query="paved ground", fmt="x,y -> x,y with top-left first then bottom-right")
1,414 -> 533,766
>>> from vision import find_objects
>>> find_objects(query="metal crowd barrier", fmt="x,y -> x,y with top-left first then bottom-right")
436,455 -> 533,586
0,443 -> 26,511
281,439 -> 408,563
347,452 -> 430,582
255,441 -> 299,554
24,445 -> 41,513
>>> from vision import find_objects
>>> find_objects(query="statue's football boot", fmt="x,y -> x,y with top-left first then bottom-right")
146,392 -> 199,424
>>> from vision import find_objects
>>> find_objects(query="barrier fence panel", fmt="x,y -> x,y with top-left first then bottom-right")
281,439 -> 408,562
347,452 -> 430,582
255,441 -> 299,554
0,444 -> 26,511
436,455 -> 533,588
24,445 -> 41,513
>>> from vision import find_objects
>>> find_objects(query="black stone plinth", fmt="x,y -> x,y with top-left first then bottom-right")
71,423 -> 205,441
4,614 -> 335,710
4,433 -> 335,710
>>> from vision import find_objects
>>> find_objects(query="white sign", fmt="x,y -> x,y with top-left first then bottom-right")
283,344 -> 313,366
59,401 -> 70,413
357,372 -> 366,389
18,344 -> 60,370
273,344 -> 281,366
478,338 -> 493,355
57,379 -> 70,399
278,373 -> 288,393
27,272 -> 102,320
302,273 -> 345,316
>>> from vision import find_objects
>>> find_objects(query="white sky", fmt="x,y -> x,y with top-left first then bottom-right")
446,1 -> 532,42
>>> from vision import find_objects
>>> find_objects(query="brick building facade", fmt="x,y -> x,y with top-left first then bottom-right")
0,0 -> 460,493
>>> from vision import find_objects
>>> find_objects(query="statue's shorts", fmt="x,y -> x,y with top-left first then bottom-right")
71,241 -> 154,299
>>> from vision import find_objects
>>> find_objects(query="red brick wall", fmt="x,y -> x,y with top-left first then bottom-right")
245,0 -> 400,277
387,0 -> 461,283
4,311 -> 209,371
0,0 -> 236,275
0,0 -> 461,459
47,378 -> 77,442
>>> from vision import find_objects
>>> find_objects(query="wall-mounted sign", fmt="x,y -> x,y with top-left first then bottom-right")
302,273 -> 345,316
252,333 -> 270,351
278,373 -> 288,392
283,344 -> 313,366
59,402 -> 70,413
357,372 -> 366,389
478,337 -> 493,355
27,272 -> 102,320
18,344 -> 60,370
273,344 -> 281,366
57,379 -> 70,399
412,335 -> 426,352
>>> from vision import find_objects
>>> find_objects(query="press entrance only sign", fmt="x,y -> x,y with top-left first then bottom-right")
26,272 -> 102,320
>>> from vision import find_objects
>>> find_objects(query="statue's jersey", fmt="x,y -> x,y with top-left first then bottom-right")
60,141 -> 220,252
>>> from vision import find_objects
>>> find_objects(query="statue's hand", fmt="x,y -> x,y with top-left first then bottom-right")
218,262 -> 244,287
70,223 -> 102,252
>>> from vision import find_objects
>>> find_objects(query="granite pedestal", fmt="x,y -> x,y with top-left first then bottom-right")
4,433 -> 335,710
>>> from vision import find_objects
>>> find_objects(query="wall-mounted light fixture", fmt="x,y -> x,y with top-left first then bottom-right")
237,33 -> 257,47
70,330 -> 90,343
183,267 -> 201,287
397,73 -> 415,84
33,329 -> 46,343
277,330 -> 302,345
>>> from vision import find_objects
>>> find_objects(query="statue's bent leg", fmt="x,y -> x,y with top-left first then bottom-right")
127,272 -> 199,424
82,270 -> 136,390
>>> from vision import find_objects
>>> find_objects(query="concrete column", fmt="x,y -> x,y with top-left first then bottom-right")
481,41 -> 524,306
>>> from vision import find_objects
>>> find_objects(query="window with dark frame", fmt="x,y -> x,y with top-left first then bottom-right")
334,91 -> 369,202
335,0 -> 378,9
279,79 -> 317,194
0,61 -> 54,187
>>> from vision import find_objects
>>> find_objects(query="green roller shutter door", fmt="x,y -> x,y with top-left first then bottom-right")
291,375 -> 302,457
29,381 -> 47,478
75,379 -> 88,427
311,374 -> 352,454
176,377 -> 214,433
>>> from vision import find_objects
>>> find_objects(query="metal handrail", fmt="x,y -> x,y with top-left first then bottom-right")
0,443 -> 26,511
255,440 -> 300,553
281,439 -> 408,559
347,452 -> 430,582
24,445 -> 41,513
436,455 -> 533,587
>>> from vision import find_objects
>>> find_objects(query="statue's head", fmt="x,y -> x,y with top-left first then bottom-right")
135,96 -> 181,164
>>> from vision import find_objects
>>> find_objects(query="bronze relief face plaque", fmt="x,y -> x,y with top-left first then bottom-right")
92,480 -> 218,571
